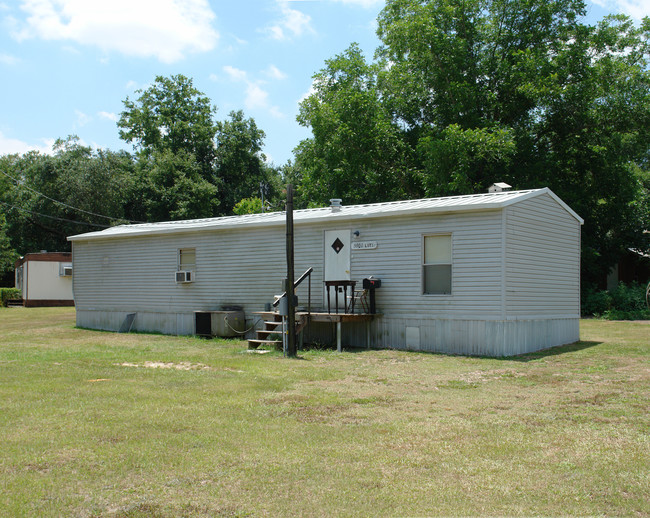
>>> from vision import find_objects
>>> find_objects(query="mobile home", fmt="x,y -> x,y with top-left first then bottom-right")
68,188 -> 583,356
14,252 -> 74,307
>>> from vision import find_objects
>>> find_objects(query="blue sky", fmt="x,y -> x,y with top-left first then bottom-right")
0,0 -> 648,166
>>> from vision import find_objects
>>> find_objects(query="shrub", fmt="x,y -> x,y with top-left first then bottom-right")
582,282 -> 650,320
0,288 -> 21,307
609,282 -> 647,313
582,287 -> 612,316
602,308 -> 650,320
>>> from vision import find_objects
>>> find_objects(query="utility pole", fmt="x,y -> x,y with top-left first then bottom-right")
285,184 -> 296,357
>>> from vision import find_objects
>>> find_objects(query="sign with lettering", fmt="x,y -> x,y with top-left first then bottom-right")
351,241 -> 378,250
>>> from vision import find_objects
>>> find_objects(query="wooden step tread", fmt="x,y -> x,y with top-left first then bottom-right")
263,321 -> 283,326
248,339 -> 281,344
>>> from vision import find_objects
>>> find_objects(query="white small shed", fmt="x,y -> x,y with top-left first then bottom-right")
68,188 -> 583,356
14,252 -> 74,307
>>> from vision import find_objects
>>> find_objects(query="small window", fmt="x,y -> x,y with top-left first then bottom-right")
178,248 -> 196,270
423,235 -> 452,294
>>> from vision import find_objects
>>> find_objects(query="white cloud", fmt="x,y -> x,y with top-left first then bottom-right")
98,111 -> 118,122
330,0 -> 384,7
232,34 -> 248,46
223,65 -> 248,81
245,83 -> 269,110
590,0 -> 650,20
298,81 -> 317,105
288,0 -> 381,4
222,64 -> 284,117
74,109 -> 91,127
0,131 -> 54,155
265,64 -> 287,80
268,1 -> 313,40
0,53 -> 18,65
269,106 -> 285,119
12,0 -> 219,63
125,80 -> 143,91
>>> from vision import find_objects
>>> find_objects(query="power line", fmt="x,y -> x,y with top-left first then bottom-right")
0,169 -> 145,224
0,201 -> 111,228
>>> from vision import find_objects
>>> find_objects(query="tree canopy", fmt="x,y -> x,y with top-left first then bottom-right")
118,76 -> 281,221
295,44 -> 415,205
214,110 -> 277,215
0,137 -> 135,275
118,74 -> 217,180
295,0 -> 650,287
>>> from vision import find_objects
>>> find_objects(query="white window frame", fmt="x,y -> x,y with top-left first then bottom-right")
176,248 -> 196,284
178,248 -> 196,271
422,234 -> 452,295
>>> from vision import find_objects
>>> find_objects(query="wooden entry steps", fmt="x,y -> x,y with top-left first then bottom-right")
248,313 -> 283,349
248,311 -> 310,350
249,311 -> 377,351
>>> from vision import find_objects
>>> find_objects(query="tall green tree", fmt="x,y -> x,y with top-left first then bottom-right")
118,76 -> 278,219
296,0 -> 650,287
295,44 -> 415,205
0,212 -> 18,278
0,137 -> 134,255
214,110 -> 277,215
134,149 -> 219,222
118,74 -> 222,221
118,74 -> 218,181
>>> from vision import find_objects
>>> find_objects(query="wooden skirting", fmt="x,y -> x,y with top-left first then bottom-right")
24,300 -> 75,307
303,312 -> 378,323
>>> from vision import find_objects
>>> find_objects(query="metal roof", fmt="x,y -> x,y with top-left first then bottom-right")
68,188 -> 583,242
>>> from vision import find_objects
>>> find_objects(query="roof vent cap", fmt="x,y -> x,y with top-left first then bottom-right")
488,182 -> 512,193
330,198 -> 342,213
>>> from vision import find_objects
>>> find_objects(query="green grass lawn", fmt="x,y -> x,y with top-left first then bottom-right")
0,308 -> 648,517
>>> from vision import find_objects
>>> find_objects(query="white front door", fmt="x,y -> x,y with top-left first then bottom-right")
324,229 -> 351,308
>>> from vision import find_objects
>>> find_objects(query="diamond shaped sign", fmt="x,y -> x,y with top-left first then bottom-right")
331,238 -> 344,254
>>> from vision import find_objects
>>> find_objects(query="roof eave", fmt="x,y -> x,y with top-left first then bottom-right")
67,202 -> 508,242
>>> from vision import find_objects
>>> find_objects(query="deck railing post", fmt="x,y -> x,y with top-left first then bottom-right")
286,184 -> 296,357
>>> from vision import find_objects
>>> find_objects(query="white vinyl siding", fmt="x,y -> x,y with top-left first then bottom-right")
504,193 -> 581,319
342,211 -> 504,320
72,211 -> 504,321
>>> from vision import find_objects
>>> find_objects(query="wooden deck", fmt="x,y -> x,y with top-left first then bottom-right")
299,312 -> 377,323
300,311 -> 380,351
252,310 -> 380,352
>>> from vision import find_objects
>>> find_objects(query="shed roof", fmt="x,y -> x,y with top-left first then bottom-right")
68,188 -> 583,242
15,252 -> 72,267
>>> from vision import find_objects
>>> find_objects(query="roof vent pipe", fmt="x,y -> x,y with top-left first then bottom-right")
488,182 -> 512,193
330,198 -> 342,213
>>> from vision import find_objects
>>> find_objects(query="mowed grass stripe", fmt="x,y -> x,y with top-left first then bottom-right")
0,308 -> 648,516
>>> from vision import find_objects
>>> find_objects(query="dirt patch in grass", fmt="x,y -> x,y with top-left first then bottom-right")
117,361 -> 214,371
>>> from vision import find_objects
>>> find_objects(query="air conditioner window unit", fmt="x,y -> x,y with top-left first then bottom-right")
62,266 -> 73,276
175,270 -> 194,283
